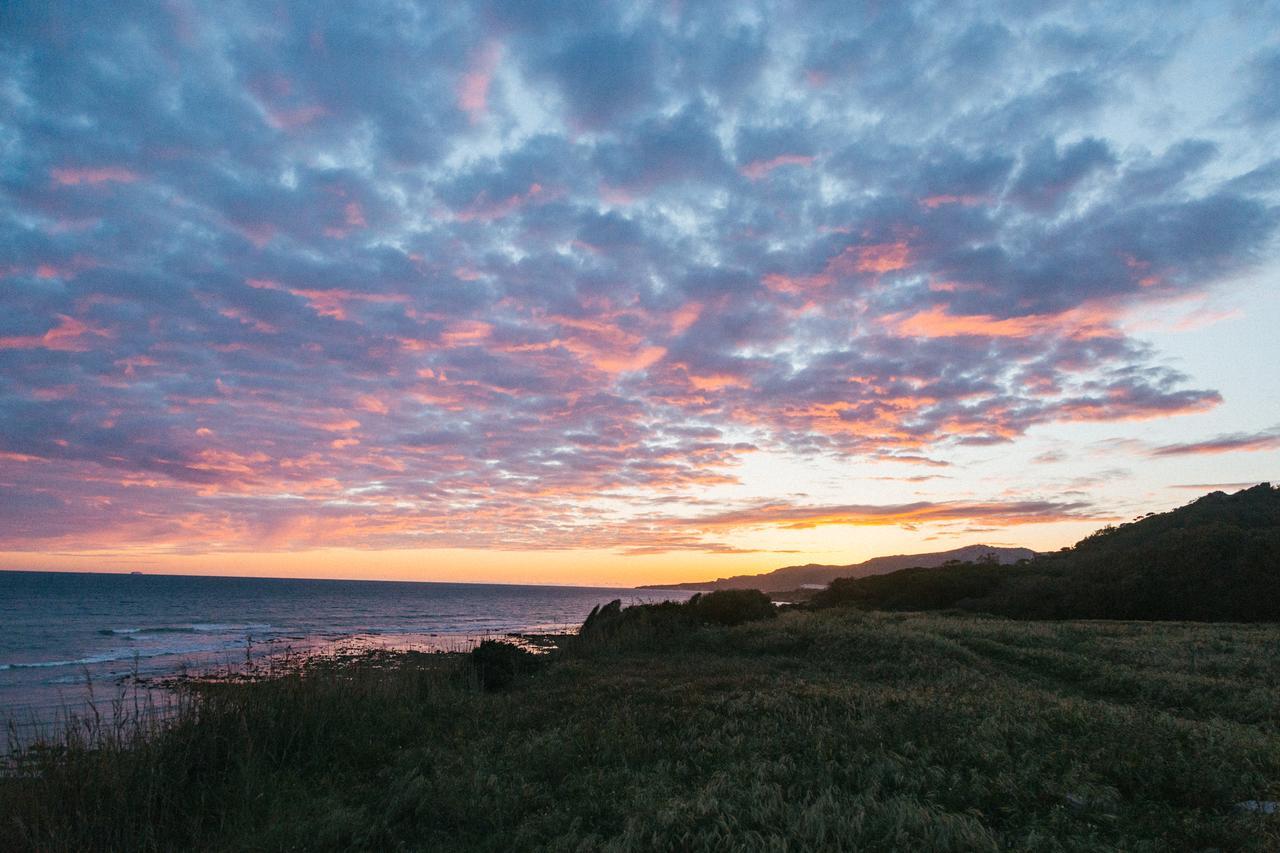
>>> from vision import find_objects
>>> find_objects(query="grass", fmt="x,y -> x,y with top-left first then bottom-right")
3,609 -> 1278,851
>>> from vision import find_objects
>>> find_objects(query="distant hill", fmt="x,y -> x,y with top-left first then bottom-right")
811,484 -> 1280,622
639,544 -> 1036,593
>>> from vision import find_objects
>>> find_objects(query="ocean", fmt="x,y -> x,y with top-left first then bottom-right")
0,570 -> 695,735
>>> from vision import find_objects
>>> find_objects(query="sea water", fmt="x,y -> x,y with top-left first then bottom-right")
0,570 -> 694,734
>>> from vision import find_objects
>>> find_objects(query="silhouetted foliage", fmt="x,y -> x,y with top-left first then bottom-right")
810,561 -> 1029,612
577,590 -> 776,645
811,484 -> 1280,621
469,640 -> 539,690
577,599 -> 697,644
688,589 -> 778,626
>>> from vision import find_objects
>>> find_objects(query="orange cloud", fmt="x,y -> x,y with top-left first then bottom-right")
356,395 -> 389,414
568,343 -> 666,374
314,418 -> 361,432
888,304 -> 1121,341
546,312 -> 668,374
688,372 -> 750,391
846,242 -> 911,273
765,241 -> 914,293
0,315 -> 110,351
669,301 -> 703,334
441,320 -> 493,346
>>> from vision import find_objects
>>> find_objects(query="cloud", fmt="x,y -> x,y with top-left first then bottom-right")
1168,482 -> 1271,491
536,30 -> 658,128
669,498 -> 1109,531
0,0 -> 1275,557
50,167 -> 140,186
1008,137 -> 1115,212
1149,428 -> 1280,457
1237,46 -> 1280,126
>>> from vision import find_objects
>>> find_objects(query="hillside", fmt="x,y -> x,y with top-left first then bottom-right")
639,544 -> 1036,593
812,483 -> 1280,621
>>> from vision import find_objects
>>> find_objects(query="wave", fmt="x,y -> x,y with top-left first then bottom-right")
1,640 -> 259,672
97,623 -> 272,637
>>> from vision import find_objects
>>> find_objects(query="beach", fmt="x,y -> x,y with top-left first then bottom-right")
0,571 -> 694,736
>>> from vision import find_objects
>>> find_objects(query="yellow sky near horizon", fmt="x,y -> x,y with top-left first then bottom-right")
0,514 -> 1108,587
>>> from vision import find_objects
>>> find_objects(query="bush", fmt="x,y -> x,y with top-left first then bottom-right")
469,641 -> 539,690
689,589 -> 778,626
577,599 -> 698,644
576,591 -> 776,648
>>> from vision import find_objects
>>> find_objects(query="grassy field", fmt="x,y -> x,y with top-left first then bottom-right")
4,609 -> 1279,851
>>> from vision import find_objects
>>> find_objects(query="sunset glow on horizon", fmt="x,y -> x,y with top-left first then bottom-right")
2,2 -> 1278,586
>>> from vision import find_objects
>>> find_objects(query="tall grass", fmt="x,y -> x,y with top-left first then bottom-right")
2,649 -> 469,850
2,611 -> 1277,851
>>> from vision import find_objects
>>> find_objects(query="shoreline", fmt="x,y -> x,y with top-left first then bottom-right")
1,629 -> 573,743
4,606 -> 1277,850
0,572 -> 696,740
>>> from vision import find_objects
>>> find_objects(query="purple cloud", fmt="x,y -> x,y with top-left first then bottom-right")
0,0 -> 1276,556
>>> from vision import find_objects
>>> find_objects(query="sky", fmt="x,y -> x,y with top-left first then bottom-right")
1,1 -> 1278,587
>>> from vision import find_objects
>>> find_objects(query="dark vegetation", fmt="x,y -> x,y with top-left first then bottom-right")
641,544 -> 1036,593
4,490 -> 1279,849
4,599 -> 1279,850
468,640 -> 540,690
811,558 -> 1021,612
579,589 -> 777,642
811,484 -> 1280,621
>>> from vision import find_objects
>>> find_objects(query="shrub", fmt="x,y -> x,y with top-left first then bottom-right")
689,589 -> 778,626
576,591 -> 776,648
469,641 -> 539,690
577,599 -> 698,644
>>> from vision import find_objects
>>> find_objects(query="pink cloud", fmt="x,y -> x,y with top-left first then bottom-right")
0,315 -> 110,351
458,41 -> 501,122
265,104 -> 328,129
668,498 -> 1111,531
1150,429 -> 1280,457
51,166 -> 139,186
764,241 -> 914,294
919,194 -> 985,208
740,154 -> 815,180
598,183 -> 636,205
455,183 -> 553,222
324,202 -> 368,238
